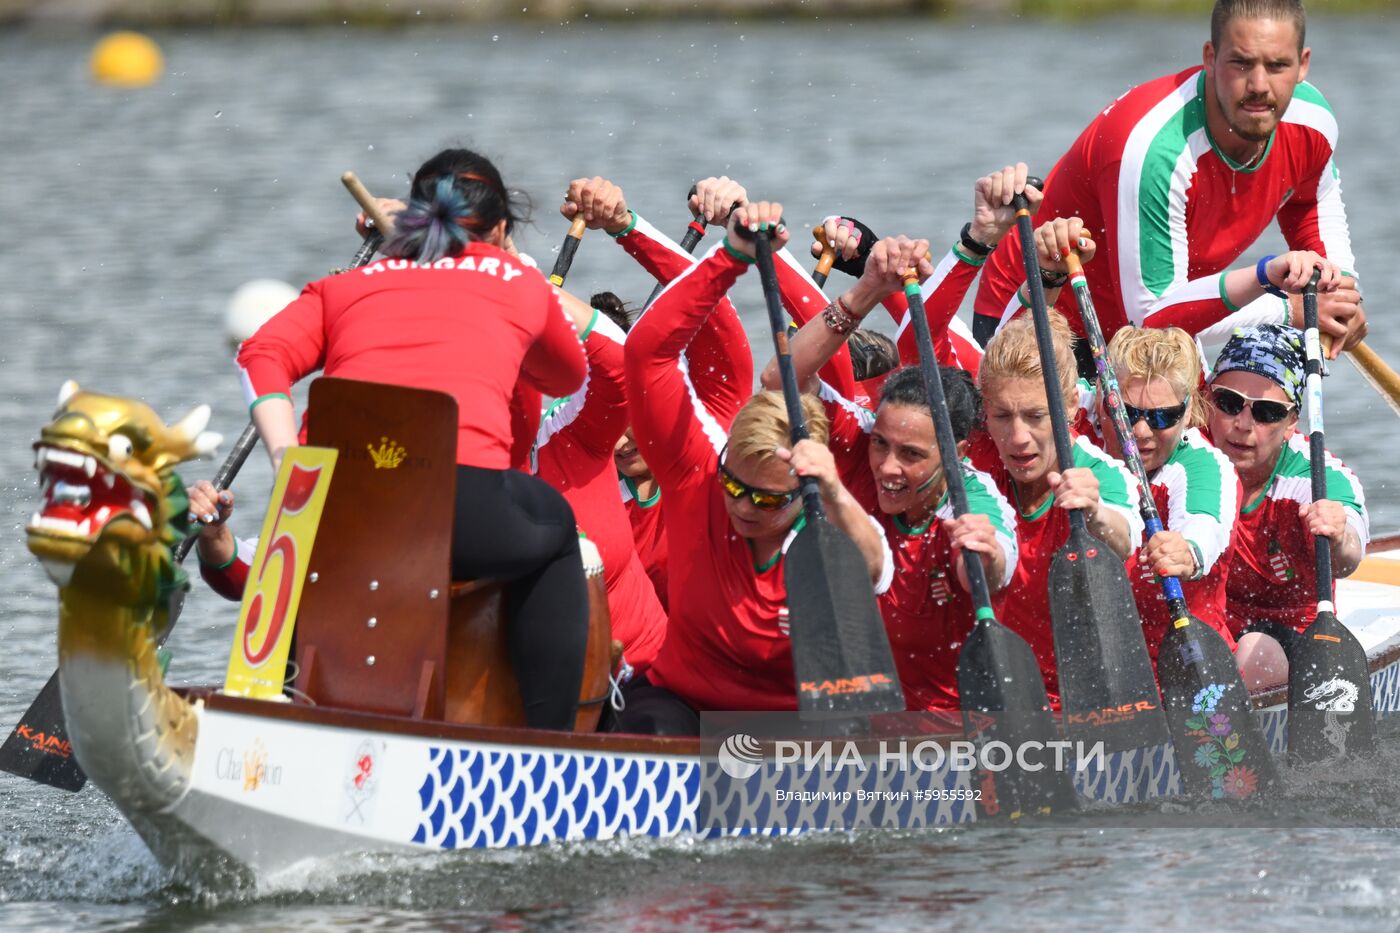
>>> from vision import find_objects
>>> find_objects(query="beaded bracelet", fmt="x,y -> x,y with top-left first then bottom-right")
822,297 -> 859,335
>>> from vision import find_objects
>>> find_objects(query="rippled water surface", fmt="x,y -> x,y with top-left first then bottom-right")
3,15 -> 1400,930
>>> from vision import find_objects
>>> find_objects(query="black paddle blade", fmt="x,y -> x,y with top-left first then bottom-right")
1288,608 -> 1376,762
1049,525 -> 1169,752
958,618 -> 1079,817
784,517 -> 905,715
0,671 -> 86,792
1158,613 -> 1277,799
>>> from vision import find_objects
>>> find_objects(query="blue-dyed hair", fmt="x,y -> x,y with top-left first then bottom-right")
383,148 -> 528,263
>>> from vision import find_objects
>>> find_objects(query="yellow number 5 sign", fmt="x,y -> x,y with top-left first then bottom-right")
223,446 -> 337,699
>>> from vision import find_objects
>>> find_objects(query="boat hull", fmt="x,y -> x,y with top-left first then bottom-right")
156,640 -> 1399,881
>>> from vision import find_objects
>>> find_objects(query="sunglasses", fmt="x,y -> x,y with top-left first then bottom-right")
1209,386 -> 1296,424
717,447 -> 800,511
1124,399 -> 1189,430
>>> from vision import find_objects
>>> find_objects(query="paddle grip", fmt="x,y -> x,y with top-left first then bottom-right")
1067,246 -> 1192,615
754,228 -> 824,519
812,223 -> 836,288
341,171 -> 396,238
728,216 -> 786,245
548,217 -> 588,286
901,272 -> 995,612
1301,270 -> 1334,604
1011,178 -> 1083,530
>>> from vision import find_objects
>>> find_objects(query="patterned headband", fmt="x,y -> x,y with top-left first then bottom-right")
1209,322 -> 1305,404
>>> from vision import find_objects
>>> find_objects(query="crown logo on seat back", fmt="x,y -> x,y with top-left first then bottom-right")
367,436 -> 407,469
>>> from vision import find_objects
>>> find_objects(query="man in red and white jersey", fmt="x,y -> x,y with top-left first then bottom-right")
973,0 -> 1365,359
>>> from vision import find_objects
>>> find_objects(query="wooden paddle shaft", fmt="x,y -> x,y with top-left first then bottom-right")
812,223 -> 836,287
341,171 -> 396,238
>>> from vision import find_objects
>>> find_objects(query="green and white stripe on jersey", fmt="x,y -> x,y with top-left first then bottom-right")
934,460 -> 1020,589
1153,427 -> 1238,572
1249,433 -> 1370,547
1284,81 -> 1338,149
1073,434 -> 1145,548
1118,71 -> 1211,313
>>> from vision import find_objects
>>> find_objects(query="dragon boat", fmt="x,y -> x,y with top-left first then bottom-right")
16,376 -> 1400,886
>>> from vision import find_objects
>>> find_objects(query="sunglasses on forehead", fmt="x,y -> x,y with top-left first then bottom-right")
716,446 -> 800,511
1209,385 -> 1296,424
1124,399 -> 1189,430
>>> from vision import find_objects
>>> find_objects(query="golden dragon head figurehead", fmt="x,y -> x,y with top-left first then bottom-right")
27,381 -> 222,585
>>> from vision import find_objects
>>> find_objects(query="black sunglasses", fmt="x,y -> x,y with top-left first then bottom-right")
1209,386 -> 1296,424
1124,399 -> 1189,430
716,446 -> 800,511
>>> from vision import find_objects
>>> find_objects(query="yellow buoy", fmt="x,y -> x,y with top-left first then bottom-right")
90,32 -> 164,88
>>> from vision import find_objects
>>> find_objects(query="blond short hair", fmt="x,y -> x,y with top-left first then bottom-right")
978,310 -> 1078,416
1106,325 -> 1205,427
727,390 -> 829,466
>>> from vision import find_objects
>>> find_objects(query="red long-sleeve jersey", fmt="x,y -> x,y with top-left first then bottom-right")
238,242 -> 585,469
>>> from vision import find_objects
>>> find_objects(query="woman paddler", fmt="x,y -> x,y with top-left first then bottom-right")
968,218 -> 1143,704
562,175 -> 758,616
1203,320 -> 1370,688
236,148 -> 591,731
1075,325 -> 1241,663
616,199 -> 892,735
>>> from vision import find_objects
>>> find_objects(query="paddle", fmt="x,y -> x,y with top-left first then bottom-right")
1009,184 -> 1168,753
1288,269 -> 1376,762
341,171 -> 390,264
1342,342 -> 1400,420
741,220 -> 904,715
1064,250 -> 1277,799
643,185 -> 707,309
902,269 -> 1078,817
810,224 -> 837,288
0,423 -> 260,792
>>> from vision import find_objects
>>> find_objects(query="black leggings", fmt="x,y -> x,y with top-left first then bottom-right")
604,675 -> 702,736
452,465 -> 589,730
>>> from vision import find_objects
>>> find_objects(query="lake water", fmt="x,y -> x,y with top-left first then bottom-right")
2,14 -> 1400,930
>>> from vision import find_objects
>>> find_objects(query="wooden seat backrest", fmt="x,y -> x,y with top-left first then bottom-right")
294,376 -> 456,719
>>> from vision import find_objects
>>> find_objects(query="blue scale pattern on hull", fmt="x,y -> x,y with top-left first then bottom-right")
405,660 -> 1400,850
